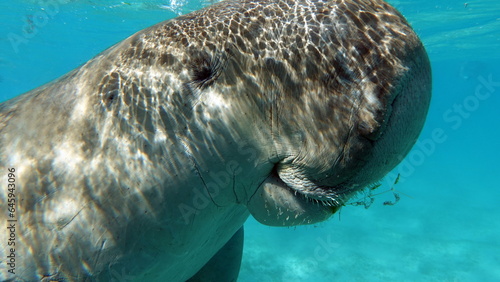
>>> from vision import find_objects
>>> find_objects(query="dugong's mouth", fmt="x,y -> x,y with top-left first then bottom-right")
247,167 -> 348,226
273,167 -> 349,208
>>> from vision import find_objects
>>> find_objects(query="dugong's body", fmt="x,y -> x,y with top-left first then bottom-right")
0,0 -> 431,280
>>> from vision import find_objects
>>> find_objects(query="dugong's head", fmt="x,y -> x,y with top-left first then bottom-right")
236,0 -> 431,226
107,0 -> 431,226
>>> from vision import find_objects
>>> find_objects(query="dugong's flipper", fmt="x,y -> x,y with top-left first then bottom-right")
187,227 -> 244,282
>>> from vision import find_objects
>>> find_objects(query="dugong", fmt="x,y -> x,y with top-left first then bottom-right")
0,0 -> 431,280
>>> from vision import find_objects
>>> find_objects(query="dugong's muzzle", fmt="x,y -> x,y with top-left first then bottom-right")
247,34 -> 432,226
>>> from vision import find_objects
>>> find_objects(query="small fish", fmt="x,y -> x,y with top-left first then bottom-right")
394,173 -> 401,185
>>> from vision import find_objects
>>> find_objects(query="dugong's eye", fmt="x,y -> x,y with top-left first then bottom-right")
190,53 -> 225,89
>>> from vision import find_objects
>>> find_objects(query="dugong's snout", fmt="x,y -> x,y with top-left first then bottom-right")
248,42 -> 431,226
246,6 -> 432,227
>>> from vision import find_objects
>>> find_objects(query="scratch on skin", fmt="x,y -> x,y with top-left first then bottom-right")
192,161 -> 223,208
231,172 -> 240,204
58,205 -> 86,230
92,239 -> 107,273
246,176 -> 268,207
178,135 -> 223,208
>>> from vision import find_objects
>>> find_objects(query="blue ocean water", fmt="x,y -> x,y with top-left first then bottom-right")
1,0 -> 499,281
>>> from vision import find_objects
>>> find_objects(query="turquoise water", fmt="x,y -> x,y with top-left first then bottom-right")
1,0 -> 499,281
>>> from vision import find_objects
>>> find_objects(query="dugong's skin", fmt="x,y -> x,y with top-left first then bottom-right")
0,0 -> 431,280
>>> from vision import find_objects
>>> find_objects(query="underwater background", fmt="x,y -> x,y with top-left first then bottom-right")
1,0 -> 499,281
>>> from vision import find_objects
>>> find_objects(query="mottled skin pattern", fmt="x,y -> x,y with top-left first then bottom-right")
0,0 -> 431,281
